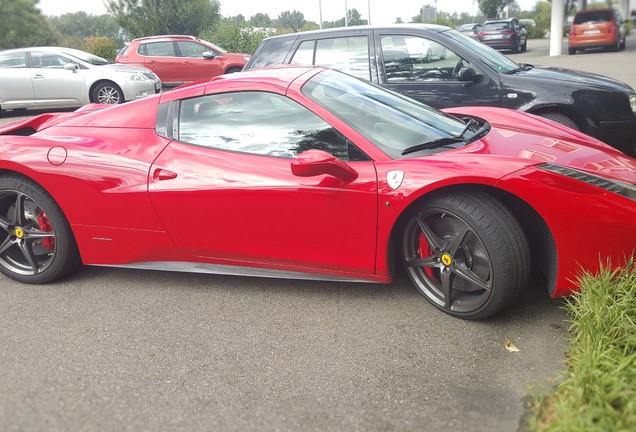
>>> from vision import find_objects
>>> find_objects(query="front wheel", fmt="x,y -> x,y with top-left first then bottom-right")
401,191 -> 530,320
92,81 -> 124,104
0,175 -> 80,283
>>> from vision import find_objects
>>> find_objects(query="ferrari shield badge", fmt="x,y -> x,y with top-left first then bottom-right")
387,170 -> 404,190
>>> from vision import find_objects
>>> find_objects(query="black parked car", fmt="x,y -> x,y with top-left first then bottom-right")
478,18 -> 528,53
244,24 -> 636,156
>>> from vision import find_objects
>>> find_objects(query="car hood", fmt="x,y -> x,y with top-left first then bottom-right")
443,106 -> 636,183
95,63 -> 155,75
509,65 -> 633,93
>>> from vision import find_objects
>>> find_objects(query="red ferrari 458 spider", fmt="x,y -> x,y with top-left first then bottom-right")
0,66 -> 635,319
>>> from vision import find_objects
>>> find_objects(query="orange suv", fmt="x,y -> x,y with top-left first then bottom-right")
116,35 -> 250,88
568,8 -> 626,54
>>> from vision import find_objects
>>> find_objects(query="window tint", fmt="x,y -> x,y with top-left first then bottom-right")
0,51 -> 27,68
302,70 -> 466,159
314,36 -> 370,80
248,37 -> 295,69
483,22 -> 511,30
178,91 -> 368,161
574,10 -> 613,24
30,52 -> 74,69
290,40 -> 314,65
142,42 -> 176,57
177,41 -> 215,58
380,35 -> 465,83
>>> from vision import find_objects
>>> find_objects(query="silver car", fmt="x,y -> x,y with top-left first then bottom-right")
0,47 -> 161,113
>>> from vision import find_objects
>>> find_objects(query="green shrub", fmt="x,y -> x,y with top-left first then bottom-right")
84,36 -> 118,62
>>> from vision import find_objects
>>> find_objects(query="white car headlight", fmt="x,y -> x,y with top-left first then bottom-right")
130,72 -> 149,81
630,93 -> 636,113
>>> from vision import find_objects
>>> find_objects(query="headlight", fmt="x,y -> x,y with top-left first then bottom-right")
538,163 -> 636,201
630,93 -> 636,113
129,72 -> 149,81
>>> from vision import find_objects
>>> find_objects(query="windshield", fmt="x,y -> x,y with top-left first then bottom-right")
302,69 -> 467,159
443,29 -> 519,73
61,48 -> 110,65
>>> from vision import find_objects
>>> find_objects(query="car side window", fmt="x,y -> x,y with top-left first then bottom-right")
312,36 -> 371,81
178,91 -> 369,161
290,40 -> 314,65
380,35 -> 467,83
177,41 -> 217,58
141,42 -> 176,57
30,52 -> 73,69
0,52 -> 27,68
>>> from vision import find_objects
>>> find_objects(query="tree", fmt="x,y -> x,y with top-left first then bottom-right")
106,0 -> 220,38
0,0 -> 58,48
478,0 -> 515,19
275,10 -> 306,32
201,19 -> 272,54
48,12 -> 121,39
249,13 -> 272,28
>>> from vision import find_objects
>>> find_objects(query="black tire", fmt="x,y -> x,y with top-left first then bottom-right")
538,112 -> 578,130
0,175 -> 80,284
92,81 -> 124,104
521,38 -> 527,52
612,37 -> 620,52
401,191 -> 530,320
511,38 -> 521,53
620,37 -> 626,50
568,47 -> 576,55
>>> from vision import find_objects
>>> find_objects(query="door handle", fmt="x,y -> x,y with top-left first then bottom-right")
153,168 -> 178,181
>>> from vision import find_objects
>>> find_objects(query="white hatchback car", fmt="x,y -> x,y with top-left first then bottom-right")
0,47 -> 161,113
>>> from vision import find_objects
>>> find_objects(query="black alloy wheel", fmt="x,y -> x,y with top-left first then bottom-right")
0,175 -> 79,283
401,191 -> 530,320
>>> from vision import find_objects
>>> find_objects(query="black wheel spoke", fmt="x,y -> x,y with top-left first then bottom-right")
23,228 -> 55,239
406,255 -> 438,268
0,236 -> 14,255
440,269 -> 453,308
415,213 -> 444,250
446,226 -> 471,255
14,192 -> 26,226
453,265 -> 491,291
18,241 -> 39,274
0,214 -> 11,231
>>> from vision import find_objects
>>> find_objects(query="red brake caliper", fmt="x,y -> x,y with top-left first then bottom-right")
418,232 -> 436,279
37,211 -> 55,251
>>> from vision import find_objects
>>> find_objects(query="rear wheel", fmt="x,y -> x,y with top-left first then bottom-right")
0,175 -> 80,283
401,191 -> 530,320
521,38 -> 527,52
511,38 -> 521,53
538,112 -> 578,130
568,47 -> 576,55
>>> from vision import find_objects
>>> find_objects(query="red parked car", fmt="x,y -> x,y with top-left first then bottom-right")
0,66 -> 635,320
116,35 -> 250,88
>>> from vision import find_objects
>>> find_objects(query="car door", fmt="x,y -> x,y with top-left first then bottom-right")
0,50 -> 36,108
375,32 -> 501,109
29,51 -> 87,106
175,41 -> 224,83
148,91 -> 379,276
140,41 -> 182,85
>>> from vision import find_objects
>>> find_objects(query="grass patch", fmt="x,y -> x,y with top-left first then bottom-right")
528,258 -> 636,431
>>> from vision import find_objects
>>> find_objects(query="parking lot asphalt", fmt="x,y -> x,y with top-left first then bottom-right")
1,35 -> 635,432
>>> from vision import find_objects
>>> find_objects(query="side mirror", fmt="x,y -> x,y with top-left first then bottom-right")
202,51 -> 217,59
291,149 -> 358,182
457,67 -> 479,82
64,63 -> 78,72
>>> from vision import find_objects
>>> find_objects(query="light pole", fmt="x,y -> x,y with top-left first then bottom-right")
434,0 -> 438,24
345,0 -> 348,27
319,0 -> 323,29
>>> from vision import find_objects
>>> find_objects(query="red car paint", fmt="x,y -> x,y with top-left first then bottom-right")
0,66 -> 634,301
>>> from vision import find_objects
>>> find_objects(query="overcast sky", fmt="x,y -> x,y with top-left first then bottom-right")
38,0 -> 540,25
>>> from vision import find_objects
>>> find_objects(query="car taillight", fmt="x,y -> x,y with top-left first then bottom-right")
570,29 -> 575,37
609,25 -> 616,34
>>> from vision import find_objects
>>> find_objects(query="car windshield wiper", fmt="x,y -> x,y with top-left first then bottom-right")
401,117 -> 490,156
504,63 -> 533,74
401,137 -> 465,156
